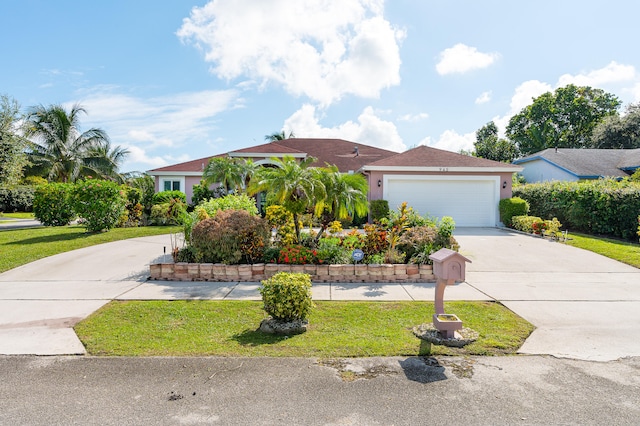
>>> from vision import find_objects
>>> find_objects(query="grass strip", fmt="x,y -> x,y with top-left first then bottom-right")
0,225 -> 179,273
75,300 -> 534,357
564,232 -> 640,269
0,212 -> 34,219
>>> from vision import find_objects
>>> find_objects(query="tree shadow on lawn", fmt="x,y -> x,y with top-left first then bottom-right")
231,328 -> 292,347
6,230 -> 91,246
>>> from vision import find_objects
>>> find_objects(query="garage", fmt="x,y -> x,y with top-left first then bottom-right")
383,175 -> 499,227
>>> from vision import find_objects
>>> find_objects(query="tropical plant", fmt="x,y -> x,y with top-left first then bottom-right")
249,155 -> 325,243
265,130 -> 295,141
202,157 -> 246,193
0,94 -> 29,186
312,165 -> 368,244
23,104 -> 128,183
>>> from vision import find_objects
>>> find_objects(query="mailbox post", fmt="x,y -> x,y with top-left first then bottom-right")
429,248 -> 471,339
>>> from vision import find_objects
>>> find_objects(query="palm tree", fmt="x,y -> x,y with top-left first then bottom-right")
249,155 -> 325,243
313,165 -> 369,244
265,130 -> 295,142
24,103 -> 118,183
84,141 -> 130,183
202,157 -> 245,193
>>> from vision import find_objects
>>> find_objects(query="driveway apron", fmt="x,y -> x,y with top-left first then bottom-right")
455,228 -> 640,361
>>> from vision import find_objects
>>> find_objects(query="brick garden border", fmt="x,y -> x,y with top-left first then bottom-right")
149,263 -> 435,283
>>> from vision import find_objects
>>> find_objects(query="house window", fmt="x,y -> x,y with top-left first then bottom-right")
163,180 -> 181,191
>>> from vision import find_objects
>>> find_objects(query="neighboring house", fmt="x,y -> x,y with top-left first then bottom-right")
513,148 -> 640,183
148,138 -> 522,227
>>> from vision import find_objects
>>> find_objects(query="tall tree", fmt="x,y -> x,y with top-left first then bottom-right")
473,121 -> 518,162
265,130 -> 295,141
590,102 -> 640,149
506,84 -> 621,155
312,165 -> 369,244
249,155 -> 325,243
0,95 -> 29,186
24,104 -> 123,182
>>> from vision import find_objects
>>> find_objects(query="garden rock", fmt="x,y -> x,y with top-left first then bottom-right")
259,318 -> 308,335
413,323 -> 479,348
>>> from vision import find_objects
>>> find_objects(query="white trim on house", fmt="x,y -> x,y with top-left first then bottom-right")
159,176 -> 186,193
147,171 -> 204,177
361,165 -> 522,173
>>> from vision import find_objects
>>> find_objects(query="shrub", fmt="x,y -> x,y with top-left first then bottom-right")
277,245 -> 320,265
117,186 -> 143,228
259,272 -> 314,321
265,205 -> 297,245
511,215 -> 542,234
317,237 -> 352,264
33,183 -> 75,226
190,209 -> 270,264
152,190 -> 186,205
499,197 -> 530,227
190,180 -> 215,207
73,179 -> 127,232
149,199 -> 188,225
0,185 -> 35,212
197,193 -> 258,217
396,219 -> 459,265
514,180 -> 640,240
361,223 -> 389,256
370,199 -> 389,222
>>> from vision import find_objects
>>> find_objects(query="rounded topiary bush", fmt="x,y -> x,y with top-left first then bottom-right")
33,182 -> 75,226
259,272 -> 313,322
190,209 -> 270,264
499,197 -> 530,228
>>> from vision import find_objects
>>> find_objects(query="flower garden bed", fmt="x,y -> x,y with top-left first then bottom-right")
149,262 -> 435,283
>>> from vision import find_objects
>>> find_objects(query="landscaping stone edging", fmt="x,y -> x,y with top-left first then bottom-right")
149,262 -> 435,283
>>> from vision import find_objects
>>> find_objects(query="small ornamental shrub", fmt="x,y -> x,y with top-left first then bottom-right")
328,220 -> 343,235
73,179 -> 127,232
361,223 -> 389,256
316,238 -> 351,264
190,209 -> 270,264
118,186 -> 143,227
370,199 -> 389,222
190,180 -> 215,207
33,182 -> 75,226
152,190 -> 186,205
149,199 -> 188,225
499,197 -> 530,228
259,272 -> 314,321
265,205 -> 297,245
197,193 -> 258,217
0,185 -> 35,212
277,245 -> 320,265
511,215 -> 543,234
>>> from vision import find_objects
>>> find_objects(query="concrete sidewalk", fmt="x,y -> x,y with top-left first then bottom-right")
1,229 -> 639,361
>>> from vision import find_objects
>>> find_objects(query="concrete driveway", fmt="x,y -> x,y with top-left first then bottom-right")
1,228 -> 639,361
455,228 -> 640,361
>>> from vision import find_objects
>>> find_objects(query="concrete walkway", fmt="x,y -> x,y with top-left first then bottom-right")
1,228 -> 639,361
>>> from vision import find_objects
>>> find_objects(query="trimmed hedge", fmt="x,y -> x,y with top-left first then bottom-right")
0,186 -> 35,212
513,180 -> 640,240
499,197 -> 529,227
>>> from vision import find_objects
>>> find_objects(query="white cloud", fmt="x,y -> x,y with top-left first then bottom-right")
284,104 -> 406,152
419,129 -> 475,153
475,91 -> 492,104
69,87 -> 240,171
435,43 -> 500,75
398,112 -> 429,122
177,0 -> 404,105
557,61 -> 636,87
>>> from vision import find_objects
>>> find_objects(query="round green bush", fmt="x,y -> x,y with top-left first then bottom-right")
33,182 -> 75,226
73,179 -> 127,232
499,197 -> 530,227
259,272 -> 313,321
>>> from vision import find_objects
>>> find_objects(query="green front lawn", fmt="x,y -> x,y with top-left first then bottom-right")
75,300 -> 534,357
0,225 -> 180,273
0,212 -> 35,219
564,232 -> 640,269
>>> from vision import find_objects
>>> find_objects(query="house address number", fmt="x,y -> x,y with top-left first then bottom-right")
439,167 -> 449,172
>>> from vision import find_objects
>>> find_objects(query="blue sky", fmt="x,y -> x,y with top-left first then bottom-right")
2,0 -> 640,174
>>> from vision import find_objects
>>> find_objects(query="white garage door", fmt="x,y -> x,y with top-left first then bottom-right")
383,175 -> 499,227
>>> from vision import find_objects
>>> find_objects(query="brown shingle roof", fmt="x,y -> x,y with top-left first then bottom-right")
273,138 -> 398,172
362,145 -> 519,169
